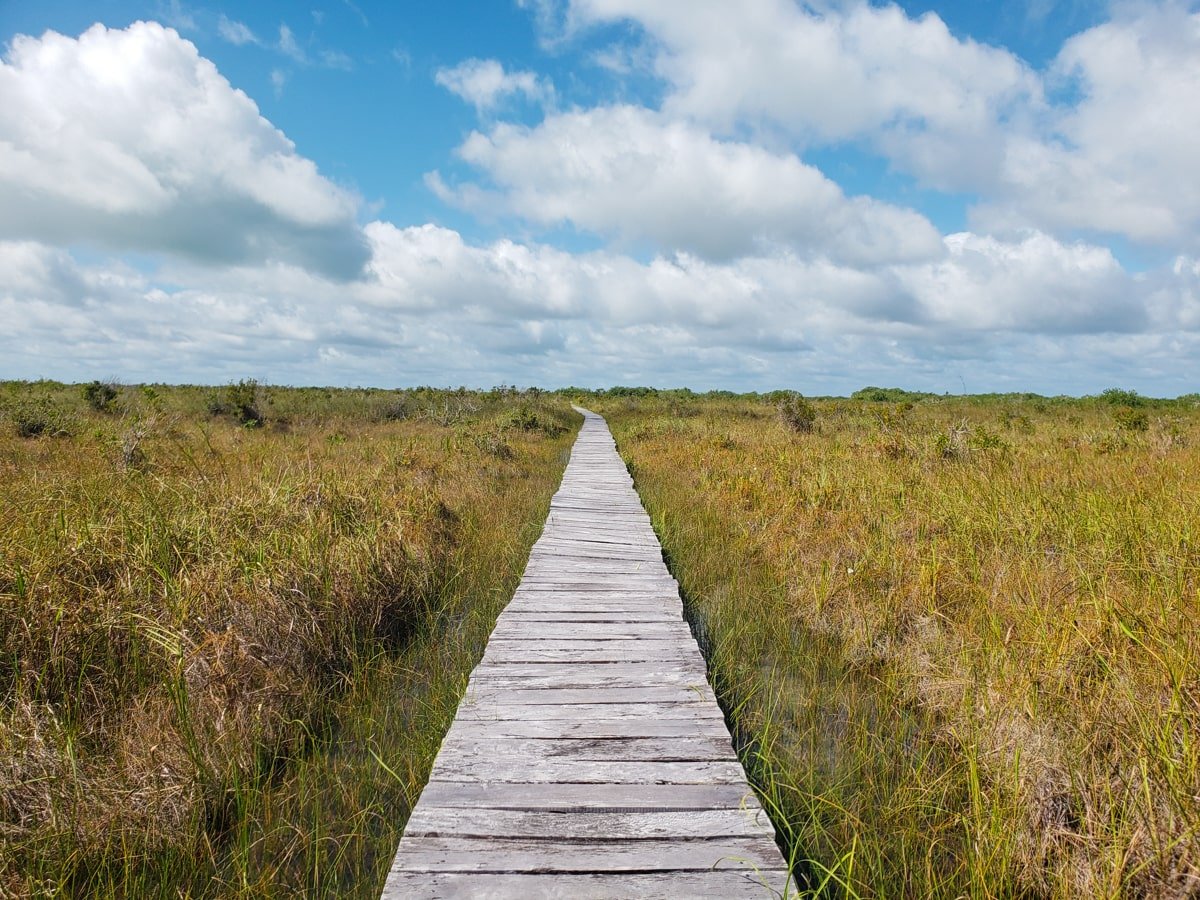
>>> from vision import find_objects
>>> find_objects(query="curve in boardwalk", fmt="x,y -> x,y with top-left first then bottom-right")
382,408 -> 790,899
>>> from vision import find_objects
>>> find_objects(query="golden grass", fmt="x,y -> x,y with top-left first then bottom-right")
0,381 -> 576,897
598,393 -> 1199,898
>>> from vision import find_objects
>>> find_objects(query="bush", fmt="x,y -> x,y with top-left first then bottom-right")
935,422 -> 1008,458
375,395 -> 412,422
1114,405 -> 1149,432
852,386 -> 935,403
502,405 -> 566,437
473,430 -> 514,459
224,379 -> 264,427
778,392 -> 817,433
7,398 -> 74,438
1101,388 -> 1144,407
82,380 -> 119,413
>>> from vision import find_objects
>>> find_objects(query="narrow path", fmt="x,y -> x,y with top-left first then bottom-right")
382,409 -> 790,898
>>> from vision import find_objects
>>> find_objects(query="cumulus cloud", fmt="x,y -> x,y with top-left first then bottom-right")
429,105 -> 944,265
555,0 -> 1040,190
979,3 -> 1200,250
896,231 -> 1140,333
0,22 -> 368,277
547,0 -> 1200,250
434,58 -> 553,113
5,219 -> 1192,392
3,14 -> 1198,395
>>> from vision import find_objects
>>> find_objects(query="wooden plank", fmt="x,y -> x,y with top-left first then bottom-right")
480,642 -> 700,652
402,806 -> 773,839
495,611 -> 680,622
429,735 -> 737,764
441,718 -> 733,741
484,630 -> 696,644
380,870 -> 790,900
414,780 -> 765,810
454,703 -> 723,723
479,651 -> 703,665
388,834 -> 785,872
466,662 -> 707,679
461,687 -> 717,708
427,758 -> 749,784
467,669 -> 710,687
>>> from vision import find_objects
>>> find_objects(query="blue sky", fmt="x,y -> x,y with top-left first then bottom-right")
1,1 -> 1198,394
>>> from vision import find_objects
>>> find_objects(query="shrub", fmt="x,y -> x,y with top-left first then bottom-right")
82,380 -> 119,413
935,421 -> 971,458
777,392 -> 817,433
1000,409 -> 1034,434
1114,405 -> 1149,432
375,394 -> 412,422
936,422 -> 1008,458
502,404 -> 566,437
120,421 -> 149,470
1101,387 -> 1144,407
7,398 -> 73,438
852,386 -> 935,403
473,430 -> 514,459
224,379 -> 263,427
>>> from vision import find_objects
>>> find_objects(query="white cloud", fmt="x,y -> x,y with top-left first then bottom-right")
217,15 -> 258,46
430,105 -> 944,265
896,231 -> 1140,333
278,23 -> 306,63
434,58 -> 553,113
557,0 -> 1041,191
2,225 -> 1195,393
551,0 -> 1200,251
978,3 -> 1200,250
0,22 -> 367,277
3,15 -> 1198,395
155,0 -> 196,32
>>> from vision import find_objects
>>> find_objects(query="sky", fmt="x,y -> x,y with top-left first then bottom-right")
1,0 -> 1198,394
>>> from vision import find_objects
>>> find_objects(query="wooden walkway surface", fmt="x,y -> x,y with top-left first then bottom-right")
382,408 -> 790,898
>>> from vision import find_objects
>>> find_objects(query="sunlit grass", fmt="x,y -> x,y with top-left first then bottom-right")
0,380 -> 576,897
599,392 -> 1199,898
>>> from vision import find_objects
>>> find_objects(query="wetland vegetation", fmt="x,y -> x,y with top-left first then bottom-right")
0,380 -> 575,897
592,388 -> 1199,897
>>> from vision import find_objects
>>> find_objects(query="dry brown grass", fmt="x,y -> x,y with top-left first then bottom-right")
599,392 -> 1200,898
0,381 -> 575,897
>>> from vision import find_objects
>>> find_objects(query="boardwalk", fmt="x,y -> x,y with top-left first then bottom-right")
382,409 -> 790,898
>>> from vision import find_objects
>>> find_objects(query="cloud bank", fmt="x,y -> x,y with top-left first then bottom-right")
1,10 -> 1198,393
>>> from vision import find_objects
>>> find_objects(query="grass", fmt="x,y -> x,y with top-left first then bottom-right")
593,391 -> 1200,898
0,380 -> 576,897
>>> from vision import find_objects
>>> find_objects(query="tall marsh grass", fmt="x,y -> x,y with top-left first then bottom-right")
598,393 -> 1199,898
0,381 -> 576,897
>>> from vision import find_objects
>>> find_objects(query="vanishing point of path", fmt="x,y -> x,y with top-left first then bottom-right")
382,408 -> 791,898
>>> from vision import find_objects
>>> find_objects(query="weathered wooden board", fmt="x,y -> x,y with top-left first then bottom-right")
402,806 -> 773,839
380,870 -> 790,900
381,407 -> 790,898
428,735 -> 737,763
454,703 -> 724,724
427,758 -> 749,784
414,780 -> 767,810
440,718 -> 735,741
460,686 -> 716,706
389,834 -> 785,871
